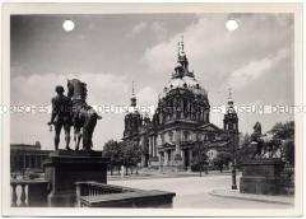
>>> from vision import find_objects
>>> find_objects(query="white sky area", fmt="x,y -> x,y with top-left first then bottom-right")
10,13 -> 294,150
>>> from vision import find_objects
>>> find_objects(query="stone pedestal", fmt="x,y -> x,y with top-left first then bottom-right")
43,150 -> 109,207
240,158 -> 284,195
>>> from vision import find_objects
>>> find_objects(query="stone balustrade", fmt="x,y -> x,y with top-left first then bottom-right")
11,179 -> 49,207
75,181 -> 175,208
75,182 -> 131,206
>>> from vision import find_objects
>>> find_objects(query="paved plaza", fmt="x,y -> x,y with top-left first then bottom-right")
109,174 -> 294,209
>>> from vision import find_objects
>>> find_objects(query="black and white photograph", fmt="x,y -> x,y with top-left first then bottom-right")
1,2 -> 303,217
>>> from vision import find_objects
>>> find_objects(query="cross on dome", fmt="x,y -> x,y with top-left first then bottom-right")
177,35 -> 185,57
227,87 -> 236,114
228,87 -> 233,101
132,80 -> 135,97
130,81 -> 137,107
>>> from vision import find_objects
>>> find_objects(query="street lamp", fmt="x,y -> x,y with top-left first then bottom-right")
230,132 -> 238,190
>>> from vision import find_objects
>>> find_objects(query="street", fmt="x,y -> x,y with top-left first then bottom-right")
109,174 -> 293,209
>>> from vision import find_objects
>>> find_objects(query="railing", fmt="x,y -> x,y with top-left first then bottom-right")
75,181 -> 175,208
75,182 -> 133,207
11,179 -> 50,207
11,180 -> 176,208
76,182 -> 130,197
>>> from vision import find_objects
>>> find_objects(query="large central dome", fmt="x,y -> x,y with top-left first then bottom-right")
160,38 -> 207,99
154,37 -> 210,126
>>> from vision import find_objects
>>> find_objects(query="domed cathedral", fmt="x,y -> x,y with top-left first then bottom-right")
122,38 -> 239,171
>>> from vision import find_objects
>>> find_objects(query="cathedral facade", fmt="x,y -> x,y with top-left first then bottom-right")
123,39 -> 239,170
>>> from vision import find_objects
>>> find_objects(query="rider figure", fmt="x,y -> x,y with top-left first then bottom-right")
48,85 -> 72,150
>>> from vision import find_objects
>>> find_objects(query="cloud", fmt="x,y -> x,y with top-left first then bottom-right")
227,48 -> 289,90
150,21 -> 167,41
137,86 -> 158,115
11,72 -> 129,104
141,41 -> 175,76
142,14 -> 293,90
126,22 -> 147,38
10,14 -> 294,148
126,21 -> 168,42
141,14 -> 294,133
11,72 -> 129,150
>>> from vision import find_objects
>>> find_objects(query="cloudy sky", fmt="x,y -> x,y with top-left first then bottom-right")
11,13 -> 294,150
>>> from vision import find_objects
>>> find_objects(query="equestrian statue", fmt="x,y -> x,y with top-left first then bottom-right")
250,121 -> 282,159
48,79 -> 101,151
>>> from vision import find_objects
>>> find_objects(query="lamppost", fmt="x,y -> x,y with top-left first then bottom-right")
230,131 -> 238,190
225,87 -> 238,190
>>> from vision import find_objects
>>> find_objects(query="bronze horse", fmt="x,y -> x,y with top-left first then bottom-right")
67,79 -> 101,151
250,122 -> 282,159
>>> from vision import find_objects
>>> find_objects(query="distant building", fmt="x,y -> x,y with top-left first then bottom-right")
10,142 -> 52,173
123,38 -> 239,170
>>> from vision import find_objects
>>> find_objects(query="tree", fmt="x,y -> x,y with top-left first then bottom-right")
103,139 -> 123,175
121,140 -> 142,175
191,145 -> 209,173
211,151 -> 232,172
269,121 -> 294,140
269,121 -> 294,165
218,151 -> 232,167
240,133 -> 251,148
35,141 -> 42,148
283,139 -> 294,165
237,133 -> 252,164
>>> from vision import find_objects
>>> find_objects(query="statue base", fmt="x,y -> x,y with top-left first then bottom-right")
43,150 -> 109,207
240,158 -> 284,195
